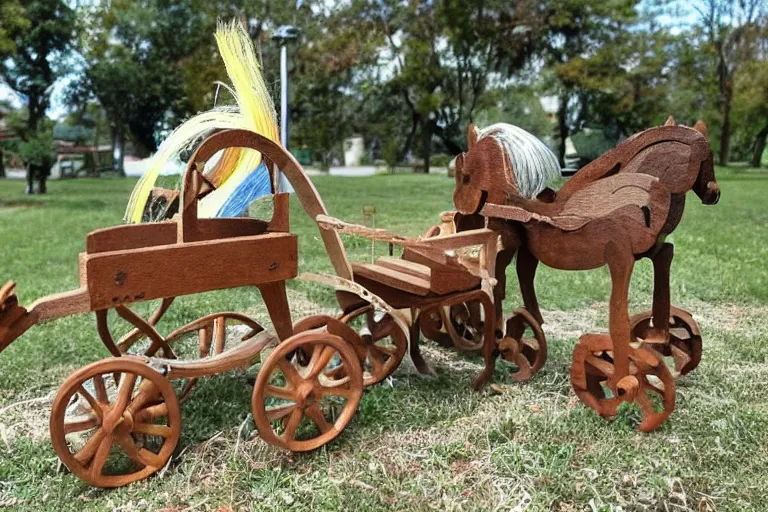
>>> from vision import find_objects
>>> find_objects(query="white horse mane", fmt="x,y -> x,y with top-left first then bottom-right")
478,123 -> 561,199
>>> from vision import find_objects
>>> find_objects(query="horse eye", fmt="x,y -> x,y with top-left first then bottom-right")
462,174 -> 470,184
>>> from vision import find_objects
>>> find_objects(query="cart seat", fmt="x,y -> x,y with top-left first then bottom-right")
352,256 -> 480,297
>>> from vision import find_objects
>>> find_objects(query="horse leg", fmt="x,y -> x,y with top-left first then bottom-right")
605,242 -> 635,387
516,246 -> 543,325
409,308 -> 433,376
650,243 -> 674,341
494,250 -> 514,332
473,292 -> 498,391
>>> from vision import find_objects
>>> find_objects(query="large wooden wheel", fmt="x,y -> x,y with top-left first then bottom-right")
420,301 -> 485,351
630,306 -> 702,377
570,334 -> 675,433
498,307 -> 547,381
252,331 -> 363,452
162,313 -> 264,400
294,307 -> 406,387
50,358 -> 181,488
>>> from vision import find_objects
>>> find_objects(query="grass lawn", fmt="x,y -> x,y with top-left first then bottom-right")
0,167 -> 767,511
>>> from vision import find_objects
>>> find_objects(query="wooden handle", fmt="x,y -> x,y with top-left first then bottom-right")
178,130 -> 353,279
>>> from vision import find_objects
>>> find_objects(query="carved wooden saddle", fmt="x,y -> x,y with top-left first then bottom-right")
484,172 -> 670,240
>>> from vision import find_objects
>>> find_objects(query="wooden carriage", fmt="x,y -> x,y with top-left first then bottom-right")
0,129 -> 505,488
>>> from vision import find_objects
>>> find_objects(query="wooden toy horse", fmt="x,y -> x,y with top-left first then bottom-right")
452,118 -> 719,431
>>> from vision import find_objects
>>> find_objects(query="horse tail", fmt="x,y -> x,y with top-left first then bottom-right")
691,120 -> 720,205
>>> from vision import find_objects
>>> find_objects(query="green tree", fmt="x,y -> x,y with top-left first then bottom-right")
361,0 -> 545,172
542,0 -> 640,165
694,0 -> 765,165
732,58 -> 768,166
0,0 -> 74,192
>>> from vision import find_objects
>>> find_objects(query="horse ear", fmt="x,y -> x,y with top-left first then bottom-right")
467,123 -> 480,149
664,115 -> 677,126
693,120 -> 708,137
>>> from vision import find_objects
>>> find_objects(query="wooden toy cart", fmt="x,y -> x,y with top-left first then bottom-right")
0,129 -> 504,488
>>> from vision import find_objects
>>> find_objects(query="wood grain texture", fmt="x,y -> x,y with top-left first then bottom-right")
84,233 -> 298,310
450,120 -> 720,431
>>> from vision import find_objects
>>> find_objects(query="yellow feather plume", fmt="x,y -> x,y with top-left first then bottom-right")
124,20 -> 279,223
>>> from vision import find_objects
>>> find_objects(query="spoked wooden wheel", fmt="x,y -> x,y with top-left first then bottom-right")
498,308 -> 547,382
294,307 -> 407,387
162,313 -> 265,400
252,331 -> 363,452
421,302 -> 485,351
630,306 -> 702,376
50,358 -> 181,488
570,334 -> 675,433
338,305 -> 407,385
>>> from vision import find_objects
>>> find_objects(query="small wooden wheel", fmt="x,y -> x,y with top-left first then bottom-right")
338,305 -> 407,385
570,334 -> 675,433
162,313 -> 265,400
50,358 -> 181,488
252,331 -> 363,452
498,307 -> 547,382
421,302 -> 485,351
630,306 -> 702,376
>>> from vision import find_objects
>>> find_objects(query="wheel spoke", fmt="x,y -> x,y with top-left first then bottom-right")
198,325 -> 212,357
77,386 -> 103,418
134,403 -> 169,423
127,380 -> 161,415
73,428 -> 106,465
93,376 -> 109,404
265,384 -> 296,401
276,358 -> 302,385
88,433 -> 113,478
266,403 -> 296,421
585,356 -> 614,377
305,404 -> 332,433
307,346 -> 336,379
281,408 -> 303,440
213,316 -> 226,355
115,433 -> 165,469
64,417 -> 100,434
368,347 -> 385,374
112,373 -> 138,417
317,384 -> 355,400
132,423 -> 173,438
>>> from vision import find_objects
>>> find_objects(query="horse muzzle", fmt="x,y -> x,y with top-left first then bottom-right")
453,186 -> 488,216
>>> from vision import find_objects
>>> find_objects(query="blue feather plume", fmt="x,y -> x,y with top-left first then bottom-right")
215,162 -> 272,217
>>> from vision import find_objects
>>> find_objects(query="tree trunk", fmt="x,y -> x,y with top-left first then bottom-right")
419,119 -> 434,174
25,165 -> 36,194
399,112 -> 420,163
751,124 -> 768,168
557,88 -> 569,168
718,89 -> 732,166
433,124 -> 464,156
112,125 -> 126,177
0,149 -> 5,178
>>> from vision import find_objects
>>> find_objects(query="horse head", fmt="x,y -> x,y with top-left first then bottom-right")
453,124 -> 517,215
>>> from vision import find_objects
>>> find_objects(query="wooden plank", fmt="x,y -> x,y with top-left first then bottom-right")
27,288 -> 91,321
86,218 -> 272,254
85,233 -> 297,310
375,257 -> 431,281
86,222 -> 176,254
352,263 -> 431,296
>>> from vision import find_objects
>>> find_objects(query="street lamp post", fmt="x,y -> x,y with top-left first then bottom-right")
272,25 -> 299,149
